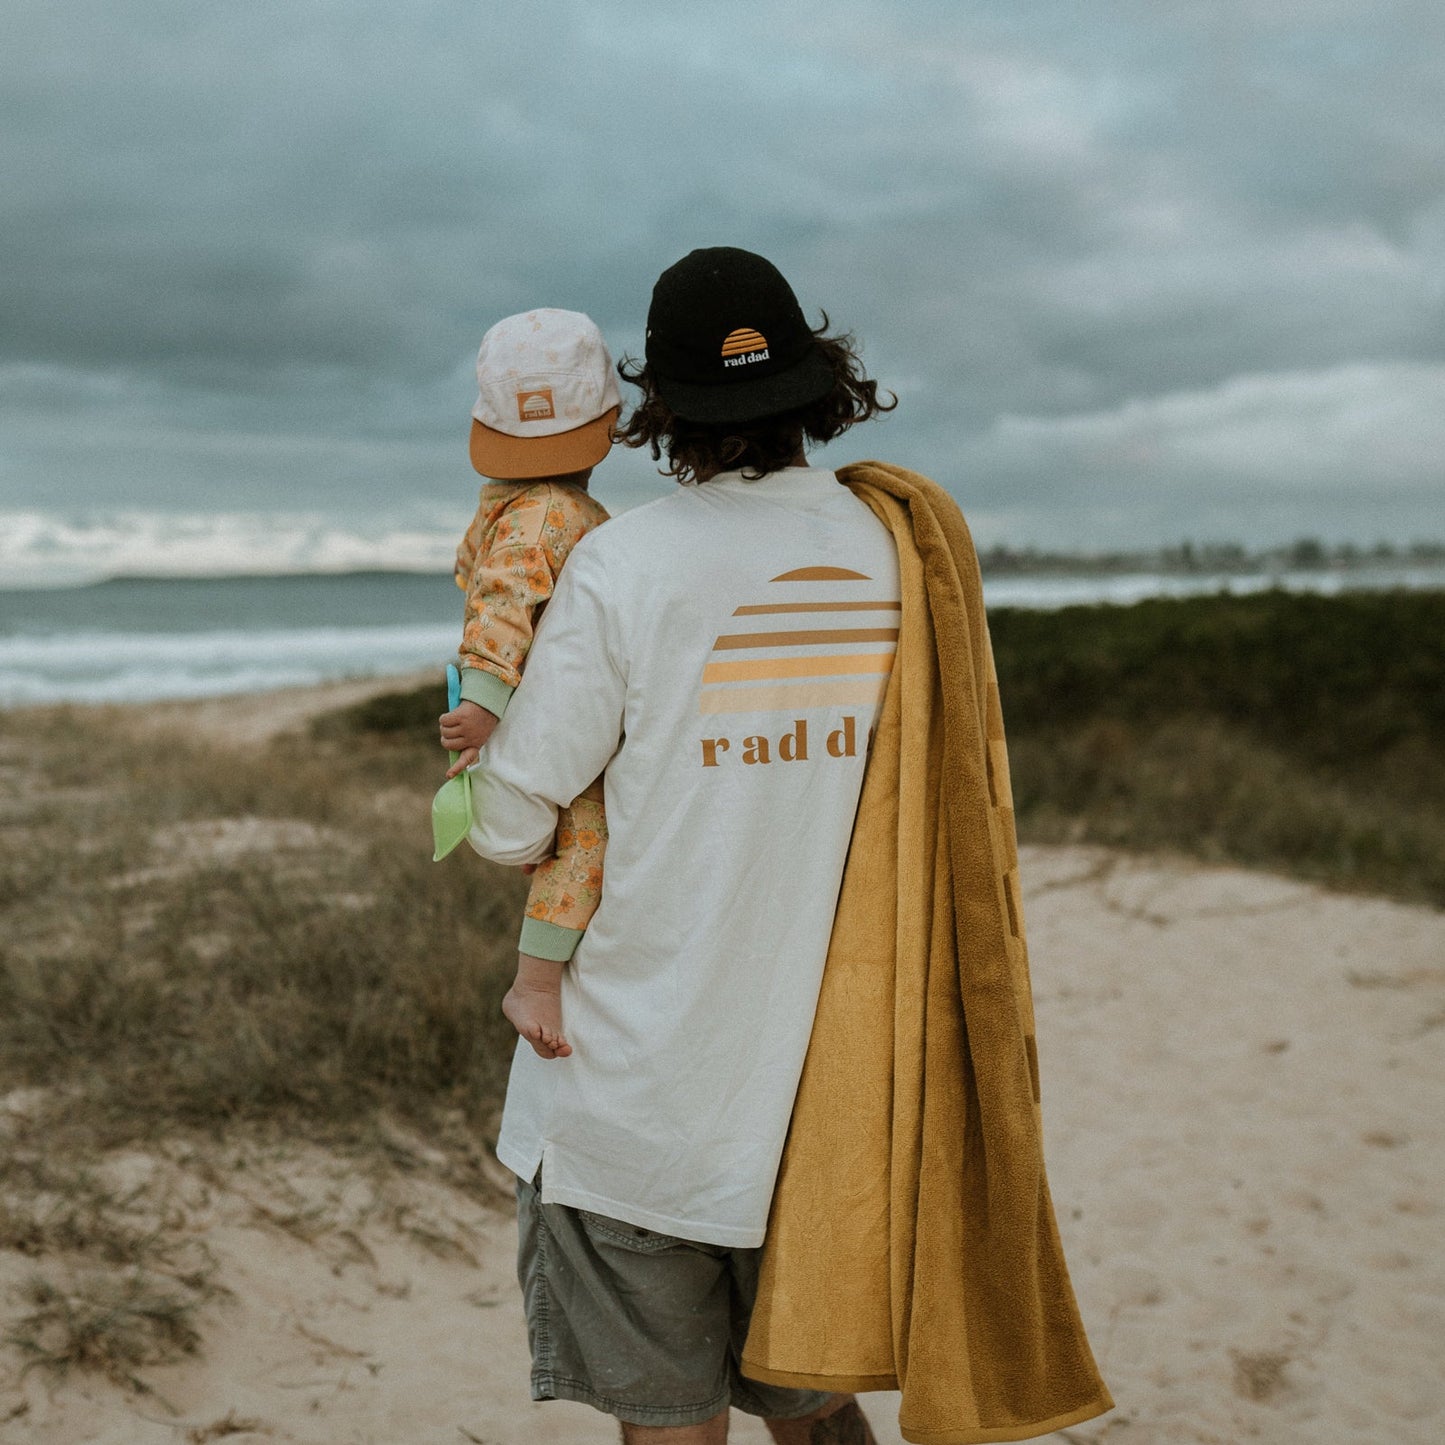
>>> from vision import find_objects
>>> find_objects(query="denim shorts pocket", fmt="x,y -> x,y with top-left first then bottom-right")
574,1209 -> 691,1254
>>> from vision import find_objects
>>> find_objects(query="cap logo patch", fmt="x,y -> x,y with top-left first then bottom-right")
720,327 -> 770,369
516,387 -> 555,421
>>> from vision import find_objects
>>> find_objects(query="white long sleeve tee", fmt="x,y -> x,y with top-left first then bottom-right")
468,466 -> 900,1246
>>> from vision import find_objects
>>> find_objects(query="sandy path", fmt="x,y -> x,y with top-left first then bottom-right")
1027,847 -> 1443,1444
114,670 -> 438,747
2,845 -> 1440,1444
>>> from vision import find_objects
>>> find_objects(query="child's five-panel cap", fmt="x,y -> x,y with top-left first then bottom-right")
470,309 -> 621,479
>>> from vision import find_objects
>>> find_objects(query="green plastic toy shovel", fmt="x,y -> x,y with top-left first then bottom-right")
431,663 -> 473,861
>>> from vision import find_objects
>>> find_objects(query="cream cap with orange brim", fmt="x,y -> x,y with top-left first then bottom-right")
469,308 -> 622,479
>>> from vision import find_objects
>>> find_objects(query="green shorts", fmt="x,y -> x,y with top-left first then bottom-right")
515,1171 -> 832,1427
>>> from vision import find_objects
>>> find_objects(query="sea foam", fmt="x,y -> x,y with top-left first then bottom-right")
0,622 -> 457,706
0,510 -> 460,589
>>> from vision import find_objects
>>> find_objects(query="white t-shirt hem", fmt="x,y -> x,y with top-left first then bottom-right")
494,1134 -> 541,1190
495,1136 -> 767,1249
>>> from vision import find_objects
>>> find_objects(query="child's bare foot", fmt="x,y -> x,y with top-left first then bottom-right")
503,954 -> 572,1059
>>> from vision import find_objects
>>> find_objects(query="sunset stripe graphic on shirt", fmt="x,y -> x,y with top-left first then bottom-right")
700,679 -> 892,716
713,626 -> 899,650
697,567 -> 899,715
702,653 -> 895,685
773,565 -> 868,581
730,600 -> 902,616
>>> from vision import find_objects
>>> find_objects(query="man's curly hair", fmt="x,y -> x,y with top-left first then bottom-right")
615,318 -> 896,485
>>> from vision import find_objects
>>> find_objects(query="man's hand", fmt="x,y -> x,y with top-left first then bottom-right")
440,699 -> 498,767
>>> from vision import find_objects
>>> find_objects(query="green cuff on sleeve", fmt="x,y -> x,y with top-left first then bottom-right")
459,667 -> 516,719
518,916 -> 586,963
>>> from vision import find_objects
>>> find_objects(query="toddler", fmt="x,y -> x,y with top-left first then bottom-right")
439,308 -> 616,1061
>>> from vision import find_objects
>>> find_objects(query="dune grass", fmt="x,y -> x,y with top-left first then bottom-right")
5,1268 -> 213,1395
0,718 -> 528,1145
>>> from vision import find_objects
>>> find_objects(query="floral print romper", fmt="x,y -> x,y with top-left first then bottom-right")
455,480 -> 610,949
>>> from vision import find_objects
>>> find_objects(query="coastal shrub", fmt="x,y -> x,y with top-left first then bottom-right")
311,682 -> 439,739
988,588 -> 1445,903
988,588 -> 1445,792
1009,716 -> 1445,904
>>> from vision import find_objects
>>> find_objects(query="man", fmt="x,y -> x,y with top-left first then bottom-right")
466,246 -> 895,1442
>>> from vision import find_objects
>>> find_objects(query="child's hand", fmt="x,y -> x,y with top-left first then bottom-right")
446,747 -> 480,778
439,699 -> 498,755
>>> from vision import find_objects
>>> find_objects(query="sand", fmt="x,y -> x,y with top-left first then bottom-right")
1,679 -> 1441,1443
117,669 -> 438,748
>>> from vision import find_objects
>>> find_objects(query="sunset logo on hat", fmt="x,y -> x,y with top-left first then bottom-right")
720,327 -> 770,369
516,387 -> 556,422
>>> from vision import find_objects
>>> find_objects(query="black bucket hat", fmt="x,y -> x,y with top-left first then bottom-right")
643,247 -> 835,425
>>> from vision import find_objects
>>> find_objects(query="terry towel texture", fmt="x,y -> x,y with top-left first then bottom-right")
740,463 -> 1113,1443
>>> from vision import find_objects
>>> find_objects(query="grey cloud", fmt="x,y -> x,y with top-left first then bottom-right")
3,0 -> 1444,546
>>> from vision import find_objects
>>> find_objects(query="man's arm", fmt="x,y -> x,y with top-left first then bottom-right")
467,537 -> 626,867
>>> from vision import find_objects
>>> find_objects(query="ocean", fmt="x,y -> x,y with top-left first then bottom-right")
0,573 -> 459,707
3,566 -> 1442,707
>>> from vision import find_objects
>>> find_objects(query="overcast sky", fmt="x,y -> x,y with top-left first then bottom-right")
4,0 -> 1443,566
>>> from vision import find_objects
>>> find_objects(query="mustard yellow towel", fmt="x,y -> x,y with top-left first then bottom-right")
741,463 -> 1112,1444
